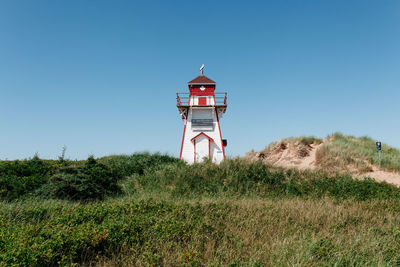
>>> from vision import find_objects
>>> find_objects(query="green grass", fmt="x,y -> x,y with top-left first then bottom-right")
2,196 -> 400,266
316,132 -> 400,173
120,158 -> 400,201
1,153 -> 400,266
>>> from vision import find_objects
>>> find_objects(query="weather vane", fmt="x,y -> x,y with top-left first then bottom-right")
200,64 -> 204,75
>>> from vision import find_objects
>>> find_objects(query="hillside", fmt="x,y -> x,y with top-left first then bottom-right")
245,133 -> 400,186
1,152 -> 400,266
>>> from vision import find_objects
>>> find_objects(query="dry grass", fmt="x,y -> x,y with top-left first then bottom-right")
95,197 -> 400,266
315,133 -> 400,174
315,143 -> 372,173
248,133 -> 400,175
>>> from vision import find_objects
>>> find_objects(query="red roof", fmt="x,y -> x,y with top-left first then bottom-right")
188,75 -> 216,84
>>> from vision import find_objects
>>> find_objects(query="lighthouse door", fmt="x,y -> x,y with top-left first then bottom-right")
195,135 -> 209,162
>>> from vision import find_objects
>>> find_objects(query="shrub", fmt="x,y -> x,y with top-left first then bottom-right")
41,156 -> 121,201
0,156 -> 55,200
0,175 -> 48,201
99,153 -> 181,178
0,155 -> 54,177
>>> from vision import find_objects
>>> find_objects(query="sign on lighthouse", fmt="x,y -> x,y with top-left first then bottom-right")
176,65 -> 227,164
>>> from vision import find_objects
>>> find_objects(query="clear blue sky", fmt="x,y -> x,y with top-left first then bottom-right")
0,1 -> 399,160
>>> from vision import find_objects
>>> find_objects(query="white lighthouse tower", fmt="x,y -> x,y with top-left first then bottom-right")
176,65 -> 227,164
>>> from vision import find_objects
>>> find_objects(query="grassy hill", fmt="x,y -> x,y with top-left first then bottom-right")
1,150 -> 400,266
247,133 -> 400,174
316,133 -> 400,173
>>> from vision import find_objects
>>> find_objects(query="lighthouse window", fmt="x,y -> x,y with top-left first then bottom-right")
192,119 -> 213,126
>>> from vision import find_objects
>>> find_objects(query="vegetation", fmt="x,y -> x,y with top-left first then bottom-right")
1,152 -> 400,266
0,153 -> 179,202
0,156 -> 119,201
0,155 -> 57,201
262,136 -> 323,153
316,132 -> 400,173
285,136 -> 323,146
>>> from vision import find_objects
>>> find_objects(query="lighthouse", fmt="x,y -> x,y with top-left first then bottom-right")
176,65 -> 227,164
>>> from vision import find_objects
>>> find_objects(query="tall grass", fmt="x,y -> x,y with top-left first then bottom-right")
316,132 -> 400,173
1,197 -> 400,266
120,158 -> 400,201
1,153 -> 400,266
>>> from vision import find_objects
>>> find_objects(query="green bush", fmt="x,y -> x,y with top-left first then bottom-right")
99,152 -> 181,178
0,175 -> 47,201
40,156 -> 121,201
0,155 -> 124,201
0,155 -> 55,177
0,156 -> 55,200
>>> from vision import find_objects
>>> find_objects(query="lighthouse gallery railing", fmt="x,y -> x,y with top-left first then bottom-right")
176,92 -> 227,106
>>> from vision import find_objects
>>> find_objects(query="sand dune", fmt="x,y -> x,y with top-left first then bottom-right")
246,138 -> 400,187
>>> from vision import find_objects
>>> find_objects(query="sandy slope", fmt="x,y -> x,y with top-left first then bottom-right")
362,167 -> 400,187
269,143 -> 321,170
246,140 -> 400,187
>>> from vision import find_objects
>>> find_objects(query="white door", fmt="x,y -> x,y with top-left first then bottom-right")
195,136 -> 209,163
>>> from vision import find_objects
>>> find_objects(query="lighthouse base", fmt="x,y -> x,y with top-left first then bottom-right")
180,108 -> 225,164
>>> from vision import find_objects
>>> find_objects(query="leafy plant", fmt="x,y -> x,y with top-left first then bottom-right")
0,156 -> 55,200
41,156 -> 121,201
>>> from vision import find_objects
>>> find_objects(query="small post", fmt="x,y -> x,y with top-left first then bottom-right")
378,150 -> 381,170
376,141 -> 382,170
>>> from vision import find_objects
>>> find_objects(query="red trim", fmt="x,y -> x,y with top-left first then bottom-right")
176,92 -> 226,105
179,120 -> 187,158
193,139 -> 196,163
208,139 -> 211,159
214,95 -> 225,159
191,132 -> 214,142
193,134 -> 213,162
